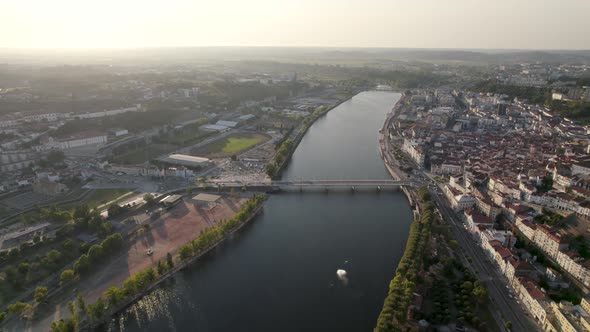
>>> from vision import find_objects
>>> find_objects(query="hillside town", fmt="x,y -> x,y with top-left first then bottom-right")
390,81 -> 590,330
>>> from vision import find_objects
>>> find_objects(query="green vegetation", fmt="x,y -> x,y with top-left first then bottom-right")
81,188 -> 131,209
73,233 -> 124,275
538,175 -> 553,192
177,194 -> 265,261
48,195 -> 265,330
7,301 -> 31,319
546,100 -> 590,124
573,235 -> 590,259
196,132 -> 267,157
471,81 -> 550,104
110,144 -> 175,164
54,109 -> 188,138
473,80 -> 590,124
155,121 -> 213,146
266,106 -> 332,178
34,286 -> 48,303
375,193 -> 434,331
533,208 -> 564,227
60,269 -> 75,283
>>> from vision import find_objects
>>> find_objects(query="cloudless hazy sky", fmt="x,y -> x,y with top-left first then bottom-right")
2,0 -> 589,49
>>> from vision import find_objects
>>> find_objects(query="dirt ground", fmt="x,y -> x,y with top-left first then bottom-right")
29,196 -> 247,332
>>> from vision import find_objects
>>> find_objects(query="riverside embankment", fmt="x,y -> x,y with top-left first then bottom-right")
108,90 -> 413,332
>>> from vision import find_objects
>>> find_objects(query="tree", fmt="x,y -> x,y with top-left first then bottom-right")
143,193 -> 155,205
265,163 -> 277,177
88,296 -> 106,320
472,285 -> 488,304
157,260 -> 166,275
107,203 -> 124,218
0,311 -> 5,323
34,286 -> 48,303
50,319 -> 75,332
178,244 -> 193,261
73,204 -> 90,220
47,249 -> 62,263
46,150 -> 65,164
18,262 -> 30,274
104,286 -> 124,307
7,302 -> 30,318
87,244 -> 104,262
167,252 -> 174,268
505,320 -> 512,330
60,269 -> 75,283
73,254 -> 90,274
76,293 -> 87,316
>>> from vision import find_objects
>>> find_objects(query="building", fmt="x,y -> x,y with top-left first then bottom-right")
515,218 -> 537,241
402,139 -> 425,166
159,194 -> 183,208
516,278 -> 548,324
215,120 -> 239,128
0,222 -> 52,250
158,154 -> 211,169
533,225 -> 568,260
544,301 -> 590,332
191,193 -> 221,208
108,128 -> 129,137
555,250 -> 590,287
44,131 -> 108,150
32,178 -> 68,196
464,209 -> 494,231
75,105 -> 142,119
0,150 -> 36,172
475,197 -> 502,220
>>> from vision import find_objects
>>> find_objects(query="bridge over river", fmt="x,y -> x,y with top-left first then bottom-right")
203,179 -> 414,192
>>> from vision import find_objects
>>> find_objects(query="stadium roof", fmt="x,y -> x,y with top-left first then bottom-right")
159,154 -> 211,167
192,193 -> 221,202
216,120 -> 238,128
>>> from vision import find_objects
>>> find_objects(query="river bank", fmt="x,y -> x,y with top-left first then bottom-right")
271,91 -> 361,179
48,195 -> 267,332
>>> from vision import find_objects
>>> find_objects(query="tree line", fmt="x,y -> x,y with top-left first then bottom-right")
48,195 -> 265,331
265,106 -> 331,178
374,189 -> 434,331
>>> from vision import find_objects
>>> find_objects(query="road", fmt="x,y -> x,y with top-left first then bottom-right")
429,186 -> 539,331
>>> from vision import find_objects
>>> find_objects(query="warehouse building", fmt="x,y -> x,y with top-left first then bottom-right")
158,154 -> 211,168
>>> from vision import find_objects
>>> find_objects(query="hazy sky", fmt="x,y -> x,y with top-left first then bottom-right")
2,0 -> 589,49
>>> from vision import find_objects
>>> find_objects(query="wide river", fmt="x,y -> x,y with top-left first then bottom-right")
110,91 -> 411,332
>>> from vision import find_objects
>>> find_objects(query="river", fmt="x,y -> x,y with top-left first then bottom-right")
109,91 -> 411,332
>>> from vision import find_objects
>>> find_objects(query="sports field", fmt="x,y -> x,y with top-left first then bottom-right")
194,132 -> 269,157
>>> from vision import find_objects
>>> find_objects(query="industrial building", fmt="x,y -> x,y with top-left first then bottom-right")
158,154 -> 211,168
159,194 -> 183,207
191,193 -> 221,207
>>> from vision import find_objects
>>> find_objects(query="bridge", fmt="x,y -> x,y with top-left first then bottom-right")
273,179 -> 412,187
204,179 -> 413,191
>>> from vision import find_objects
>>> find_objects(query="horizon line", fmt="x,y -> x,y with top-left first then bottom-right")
0,45 -> 589,52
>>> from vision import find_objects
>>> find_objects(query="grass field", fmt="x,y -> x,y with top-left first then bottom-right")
111,144 -> 176,164
81,188 -> 132,209
195,132 -> 268,157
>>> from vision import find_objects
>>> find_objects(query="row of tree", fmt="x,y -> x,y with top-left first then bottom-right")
48,196 -> 265,331
375,189 -> 434,331
73,233 -> 124,275
266,106 -> 331,178
178,194 -> 265,261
